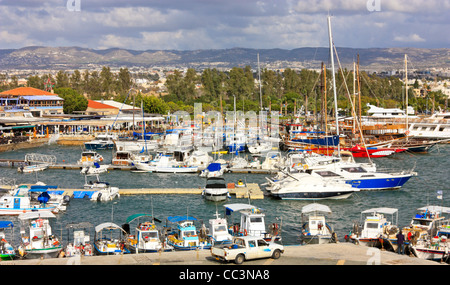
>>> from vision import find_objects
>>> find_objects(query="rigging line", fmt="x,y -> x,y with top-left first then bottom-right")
359,72 -> 381,104
333,44 -> 372,163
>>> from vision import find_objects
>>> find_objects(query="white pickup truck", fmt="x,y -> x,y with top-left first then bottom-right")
211,236 -> 284,264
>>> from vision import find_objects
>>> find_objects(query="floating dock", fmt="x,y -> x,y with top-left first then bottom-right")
58,183 -> 265,200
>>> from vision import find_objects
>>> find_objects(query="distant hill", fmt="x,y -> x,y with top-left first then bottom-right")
0,46 -> 448,71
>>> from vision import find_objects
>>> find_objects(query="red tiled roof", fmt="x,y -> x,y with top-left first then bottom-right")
0,87 -> 56,96
87,100 -> 118,109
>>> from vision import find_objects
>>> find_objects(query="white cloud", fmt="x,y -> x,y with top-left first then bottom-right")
394,33 -> 426,43
0,0 -> 447,50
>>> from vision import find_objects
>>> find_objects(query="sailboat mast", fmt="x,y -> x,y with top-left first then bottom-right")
258,53 -> 263,112
327,16 -> 340,156
404,54 -> 409,140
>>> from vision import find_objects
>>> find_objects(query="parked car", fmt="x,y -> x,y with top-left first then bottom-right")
211,236 -> 284,264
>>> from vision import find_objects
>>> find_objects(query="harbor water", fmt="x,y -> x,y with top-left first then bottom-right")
0,143 -> 449,247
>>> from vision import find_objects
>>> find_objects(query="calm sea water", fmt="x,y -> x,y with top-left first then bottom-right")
0,143 -> 449,246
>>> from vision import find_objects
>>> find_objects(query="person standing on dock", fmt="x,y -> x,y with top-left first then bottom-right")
396,231 -> 405,255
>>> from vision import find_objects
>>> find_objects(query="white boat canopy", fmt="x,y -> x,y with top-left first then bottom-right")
417,205 -> 450,214
224,203 -> 257,213
360,207 -> 398,225
95,222 -> 126,233
301,203 -> 332,214
18,212 -> 56,220
361,208 -> 398,215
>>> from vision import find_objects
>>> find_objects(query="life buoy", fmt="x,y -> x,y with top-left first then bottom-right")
303,164 -> 309,170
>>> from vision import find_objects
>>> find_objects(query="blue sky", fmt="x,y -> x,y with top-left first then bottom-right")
0,0 -> 448,50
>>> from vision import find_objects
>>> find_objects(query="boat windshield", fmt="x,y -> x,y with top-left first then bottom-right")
411,219 -> 432,227
182,230 -> 196,237
140,231 -> 158,238
366,222 -> 379,229
341,167 -> 367,173
214,225 -> 227,232
315,171 -> 340,177
250,217 -> 263,223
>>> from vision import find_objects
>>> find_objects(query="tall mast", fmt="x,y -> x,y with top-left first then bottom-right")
405,54 -> 409,140
327,16 -> 340,156
257,53 -> 263,112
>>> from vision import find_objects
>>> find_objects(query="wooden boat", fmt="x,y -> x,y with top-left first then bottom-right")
18,212 -> 62,259
93,222 -> 130,255
300,203 -> 337,245
123,214 -> 173,253
64,222 -> 94,257
165,215 -> 211,250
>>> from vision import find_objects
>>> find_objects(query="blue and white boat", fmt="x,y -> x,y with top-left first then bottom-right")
165,215 -> 211,250
0,186 -> 57,215
84,134 -> 115,150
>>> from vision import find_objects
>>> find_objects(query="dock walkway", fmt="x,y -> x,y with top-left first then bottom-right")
60,183 -> 265,199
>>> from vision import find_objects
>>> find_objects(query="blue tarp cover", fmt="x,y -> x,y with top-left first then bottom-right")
73,191 -> 95,199
206,163 -> 221,172
167,215 -> 197,223
0,221 -> 13,228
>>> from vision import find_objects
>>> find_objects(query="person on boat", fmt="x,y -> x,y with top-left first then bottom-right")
396,231 -> 405,255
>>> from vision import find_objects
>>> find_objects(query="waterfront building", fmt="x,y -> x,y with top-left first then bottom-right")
0,87 -> 64,117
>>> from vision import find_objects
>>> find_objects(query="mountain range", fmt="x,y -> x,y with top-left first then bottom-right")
0,46 -> 449,71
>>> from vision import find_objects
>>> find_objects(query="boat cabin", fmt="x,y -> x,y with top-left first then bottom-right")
356,208 -> 398,240
406,206 -> 450,238
208,213 -> 232,243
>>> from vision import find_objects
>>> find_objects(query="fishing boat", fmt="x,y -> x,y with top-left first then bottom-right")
25,184 -> 70,213
165,215 -> 211,250
84,133 -> 115,150
17,212 -> 62,259
208,211 -> 233,245
202,177 -> 229,202
348,208 -> 399,249
77,150 -> 104,166
83,174 -> 120,202
267,172 -> 358,200
64,222 -> 93,257
224,203 -> 282,242
300,203 -> 338,245
93,222 -> 130,255
0,189 -> 57,215
123,214 -> 173,253
402,205 -> 450,243
0,221 -> 16,260
410,221 -> 450,262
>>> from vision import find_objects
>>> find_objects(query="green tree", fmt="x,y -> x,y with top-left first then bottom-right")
54,87 -> 88,114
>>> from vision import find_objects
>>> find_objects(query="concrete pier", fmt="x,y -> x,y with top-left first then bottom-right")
1,243 -> 442,266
